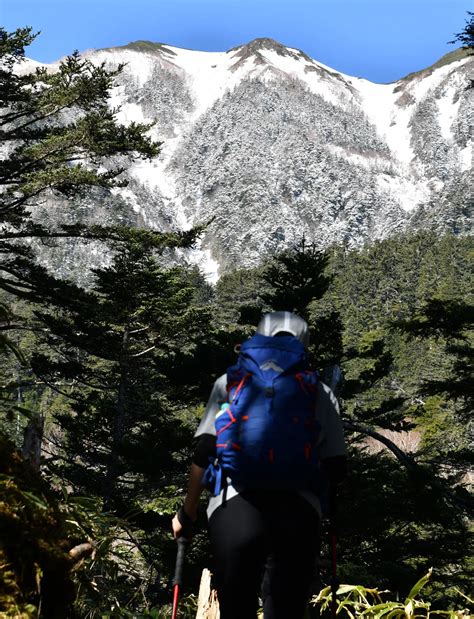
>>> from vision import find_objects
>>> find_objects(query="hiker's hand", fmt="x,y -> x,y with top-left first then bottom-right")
172,513 -> 185,539
172,506 -> 195,540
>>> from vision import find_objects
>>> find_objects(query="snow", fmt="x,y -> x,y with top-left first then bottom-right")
110,187 -> 141,214
259,49 -> 351,107
130,135 -> 191,229
186,243 -> 220,284
161,45 -> 244,120
348,77 -> 415,165
89,49 -> 154,87
403,59 -> 469,103
376,173 -> 432,213
346,56 -> 472,169
131,140 -> 178,195
121,44 -> 471,257
19,57 -> 53,74
159,42 -> 357,119
116,102 -> 146,125
326,144 -> 394,173
436,81 -> 463,141
17,43 -> 472,279
459,145 -> 472,172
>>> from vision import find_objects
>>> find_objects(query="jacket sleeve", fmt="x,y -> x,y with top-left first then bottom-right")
316,381 -> 347,461
316,382 -> 348,484
194,373 -> 228,437
192,433 -> 217,468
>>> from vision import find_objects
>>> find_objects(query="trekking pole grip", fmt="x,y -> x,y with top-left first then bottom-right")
173,537 -> 189,587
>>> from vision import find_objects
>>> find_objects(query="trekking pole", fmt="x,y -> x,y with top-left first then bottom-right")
329,486 -> 339,618
171,537 -> 189,619
324,363 -> 344,618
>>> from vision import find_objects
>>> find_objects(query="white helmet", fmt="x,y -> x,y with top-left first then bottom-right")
256,311 -> 310,347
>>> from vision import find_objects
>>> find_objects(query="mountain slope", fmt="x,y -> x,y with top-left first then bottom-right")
23,40 -> 473,280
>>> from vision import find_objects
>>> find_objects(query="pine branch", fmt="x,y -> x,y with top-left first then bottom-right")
0,97 -> 82,132
0,321 -> 44,332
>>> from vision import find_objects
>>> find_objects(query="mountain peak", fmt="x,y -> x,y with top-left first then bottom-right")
229,38 -> 286,54
104,40 -> 177,57
228,37 -> 313,67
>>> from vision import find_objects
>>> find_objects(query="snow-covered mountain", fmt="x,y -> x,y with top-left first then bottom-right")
26,39 -> 473,281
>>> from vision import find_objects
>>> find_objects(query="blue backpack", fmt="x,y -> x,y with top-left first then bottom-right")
203,333 -> 321,495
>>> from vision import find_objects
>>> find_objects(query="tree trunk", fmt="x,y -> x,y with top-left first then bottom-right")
103,325 -> 130,508
196,568 -> 220,619
22,412 -> 44,471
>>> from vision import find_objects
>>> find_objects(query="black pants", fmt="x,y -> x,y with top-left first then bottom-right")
208,490 -> 321,619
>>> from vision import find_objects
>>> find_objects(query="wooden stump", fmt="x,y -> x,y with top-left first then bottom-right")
196,568 -> 220,619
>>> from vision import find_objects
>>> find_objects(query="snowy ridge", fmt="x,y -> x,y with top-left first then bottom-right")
22,40 -> 473,280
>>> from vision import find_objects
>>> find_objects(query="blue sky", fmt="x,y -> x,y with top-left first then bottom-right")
2,0 -> 468,83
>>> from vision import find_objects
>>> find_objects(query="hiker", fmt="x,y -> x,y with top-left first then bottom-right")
172,311 -> 347,619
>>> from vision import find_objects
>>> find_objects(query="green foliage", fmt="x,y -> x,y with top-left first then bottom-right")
260,238 -> 331,319
341,329 -> 406,429
30,243 -> 216,503
449,12 -> 474,51
63,494 -> 162,619
0,300 -> 26,362
0,26 -> 167,372
0,25 -> 472,617
0,27 -> 212,616
219,232 -> 473,604
15,241 -> 222,613
396,298 -> 473,422
0,39 -> 159,227
213,264 -> 268,331
314,569 -> 472,617
333,450 -> 471,601
0,433 -> 77,617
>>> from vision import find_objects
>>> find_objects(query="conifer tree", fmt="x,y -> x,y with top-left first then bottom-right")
0,30 -> 217,608
7,239 -> 223,608
24,242 -> 216,508
260,238 -> 330,320
449,11 -> 474,52
0,27 -> 158,231
0,26 -> 161,344
260,239 -> 342,368
0,26 -> 197,465
396,297 -> 473,471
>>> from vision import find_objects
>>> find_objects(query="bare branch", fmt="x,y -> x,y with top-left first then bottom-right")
391,379 -> 425,405
68,542 -> 96,564
128,345 -> 156,358
343,419 -> 417,469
